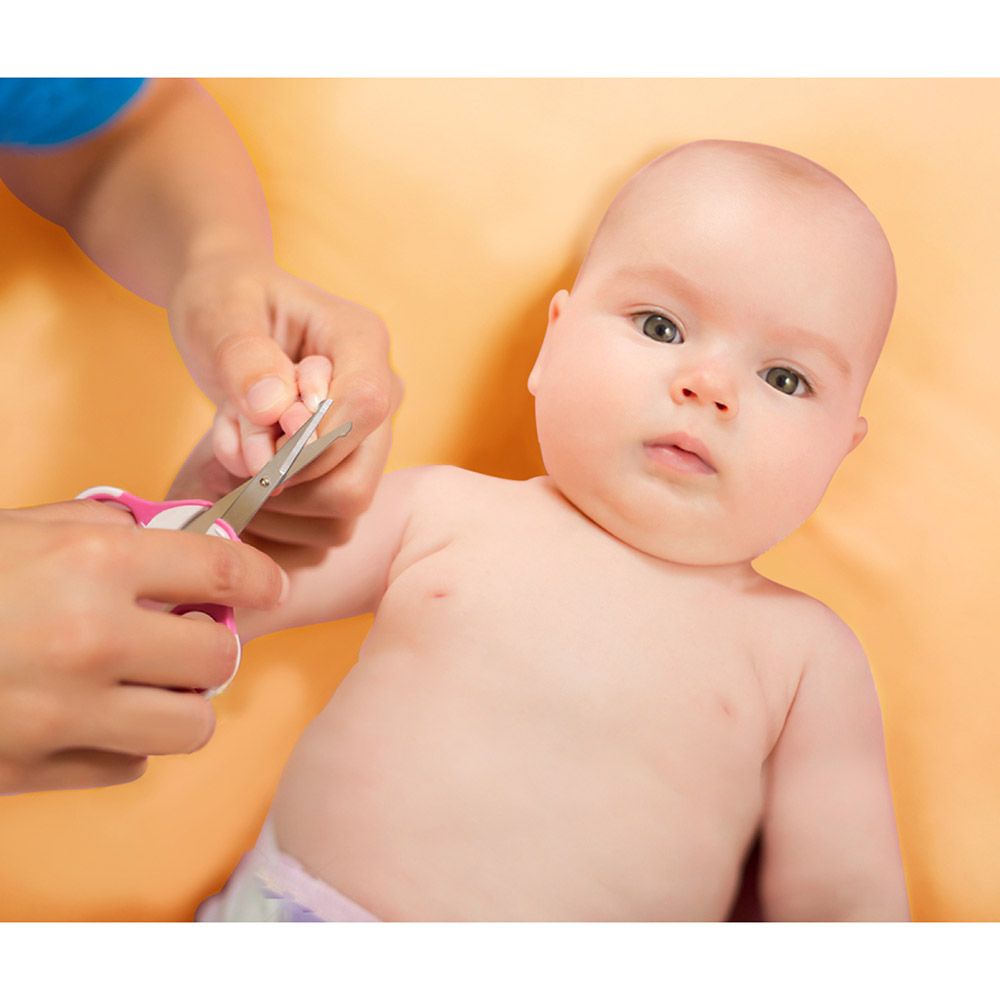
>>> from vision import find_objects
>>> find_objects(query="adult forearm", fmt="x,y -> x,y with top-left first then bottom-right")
65,79 -> 273,305
0,79 -> 273,306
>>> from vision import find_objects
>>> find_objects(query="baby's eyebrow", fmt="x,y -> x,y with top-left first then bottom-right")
611,263 -> 709,309
767,326 -> 853,379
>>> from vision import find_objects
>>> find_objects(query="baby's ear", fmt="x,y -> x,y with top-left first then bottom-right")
547,288 -> 568,326
848,415 -> 868,452
528,290 -> 569,396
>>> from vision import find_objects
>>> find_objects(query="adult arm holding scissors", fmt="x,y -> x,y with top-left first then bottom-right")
0,81 -> 397,793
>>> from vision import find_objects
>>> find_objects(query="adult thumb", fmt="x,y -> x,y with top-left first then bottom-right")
214,333 -> 298,426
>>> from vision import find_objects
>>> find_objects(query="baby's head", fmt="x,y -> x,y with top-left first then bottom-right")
529,140 -> 896,565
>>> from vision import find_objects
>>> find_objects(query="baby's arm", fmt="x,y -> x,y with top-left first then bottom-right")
758,613 -> 909,920
237,466 -> 431,641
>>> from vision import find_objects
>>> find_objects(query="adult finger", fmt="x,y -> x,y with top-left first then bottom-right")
213,331 -> 298,426
8,498 -> 137,528
115,607 -> 240,692
126,530 -> 288,610
239,510 -> 356,549
78,685 -> 217,757
286,319 -> 397,485
20,750 -> 148,792
327,323 -> 396,438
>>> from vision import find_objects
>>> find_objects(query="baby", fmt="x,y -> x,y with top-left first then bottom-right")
198,139 -> 909,921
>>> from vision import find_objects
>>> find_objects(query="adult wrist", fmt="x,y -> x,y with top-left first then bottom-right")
177,224 -> 274,286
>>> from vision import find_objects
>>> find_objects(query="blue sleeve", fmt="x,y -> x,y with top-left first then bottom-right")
0,78 -> 147,149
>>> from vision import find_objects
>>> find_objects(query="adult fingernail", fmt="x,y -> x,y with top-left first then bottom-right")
246,377 -> 286,414
278,568 -> 291,604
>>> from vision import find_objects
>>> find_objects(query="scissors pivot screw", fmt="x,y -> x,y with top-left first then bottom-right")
259,476 -> 271,488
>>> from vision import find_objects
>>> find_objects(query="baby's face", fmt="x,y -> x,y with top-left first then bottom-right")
529,143 -> 896,565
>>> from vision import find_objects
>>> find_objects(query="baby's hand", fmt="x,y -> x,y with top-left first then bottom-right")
278,355 -> 334,441
211,354 -> 334,478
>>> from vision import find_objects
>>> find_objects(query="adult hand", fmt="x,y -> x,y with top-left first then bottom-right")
0,499 -> 288,794
167,250 -> 400,546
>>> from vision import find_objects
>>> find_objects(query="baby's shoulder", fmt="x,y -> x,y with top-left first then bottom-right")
742,579 -> 872,744
747,576 -> 854,640
388,465 -> 530,537
748,578 -> 870,686
399,464 -> 519,509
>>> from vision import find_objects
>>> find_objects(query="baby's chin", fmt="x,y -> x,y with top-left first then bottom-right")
554,477 -> 785,569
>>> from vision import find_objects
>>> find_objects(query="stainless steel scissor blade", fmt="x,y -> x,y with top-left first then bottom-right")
278,417 -> 353,482
181,402 -> 350,536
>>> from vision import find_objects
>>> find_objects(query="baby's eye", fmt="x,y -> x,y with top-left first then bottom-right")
760,366 -> 811,397
637,313 -> 683,344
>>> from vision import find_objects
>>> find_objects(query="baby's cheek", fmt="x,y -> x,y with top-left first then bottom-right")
538,368 -> 618,459
555,343 -> 630,419
741,444 -> 837,542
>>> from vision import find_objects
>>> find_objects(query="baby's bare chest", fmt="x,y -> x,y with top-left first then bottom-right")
370,513 -> 785,772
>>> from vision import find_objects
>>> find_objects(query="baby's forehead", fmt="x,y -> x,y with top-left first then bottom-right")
580,141 -> 896,373
611,142 -> 876,244
592,153 -> 887,292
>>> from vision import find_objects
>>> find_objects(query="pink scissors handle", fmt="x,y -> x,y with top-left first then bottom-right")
77,486 -> 242,696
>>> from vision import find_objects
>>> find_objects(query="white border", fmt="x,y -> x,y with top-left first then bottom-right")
5,922 -> 1000,998
9,1 -> 1000,75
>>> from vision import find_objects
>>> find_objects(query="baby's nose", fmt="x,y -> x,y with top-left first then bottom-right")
670,370 -> 738,420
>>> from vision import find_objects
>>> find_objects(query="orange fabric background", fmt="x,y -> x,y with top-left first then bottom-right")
0,80 -> 996,921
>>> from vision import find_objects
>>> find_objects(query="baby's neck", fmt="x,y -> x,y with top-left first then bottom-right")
536,475 -> 762,591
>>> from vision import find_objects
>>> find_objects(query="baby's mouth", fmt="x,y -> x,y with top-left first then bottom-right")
643,433 -> 717,475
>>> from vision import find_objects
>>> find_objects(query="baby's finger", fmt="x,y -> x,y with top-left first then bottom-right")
276,353 -> 333,436
278,400 -> 315,437
238,412 -> 280,475
274,368 -> 400,490
212,409 -> 251,479
296,354 -> 333,413
324,330 -> 395,444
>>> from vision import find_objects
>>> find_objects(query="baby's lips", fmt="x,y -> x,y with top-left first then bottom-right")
646,431 -> 717,472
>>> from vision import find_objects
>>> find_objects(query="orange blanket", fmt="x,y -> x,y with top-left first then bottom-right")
0,79 -> 995,920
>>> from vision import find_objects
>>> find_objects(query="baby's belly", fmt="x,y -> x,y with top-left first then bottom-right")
270,629 -> 766,921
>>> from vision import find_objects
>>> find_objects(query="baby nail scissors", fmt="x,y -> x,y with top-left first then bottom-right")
78,400 -> 351,696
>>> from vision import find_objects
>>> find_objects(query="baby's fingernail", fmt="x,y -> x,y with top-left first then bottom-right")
278,569 -> 291,604
244,438 -> 275,476
304,393 -> 323,413
246,377 -> 286,414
